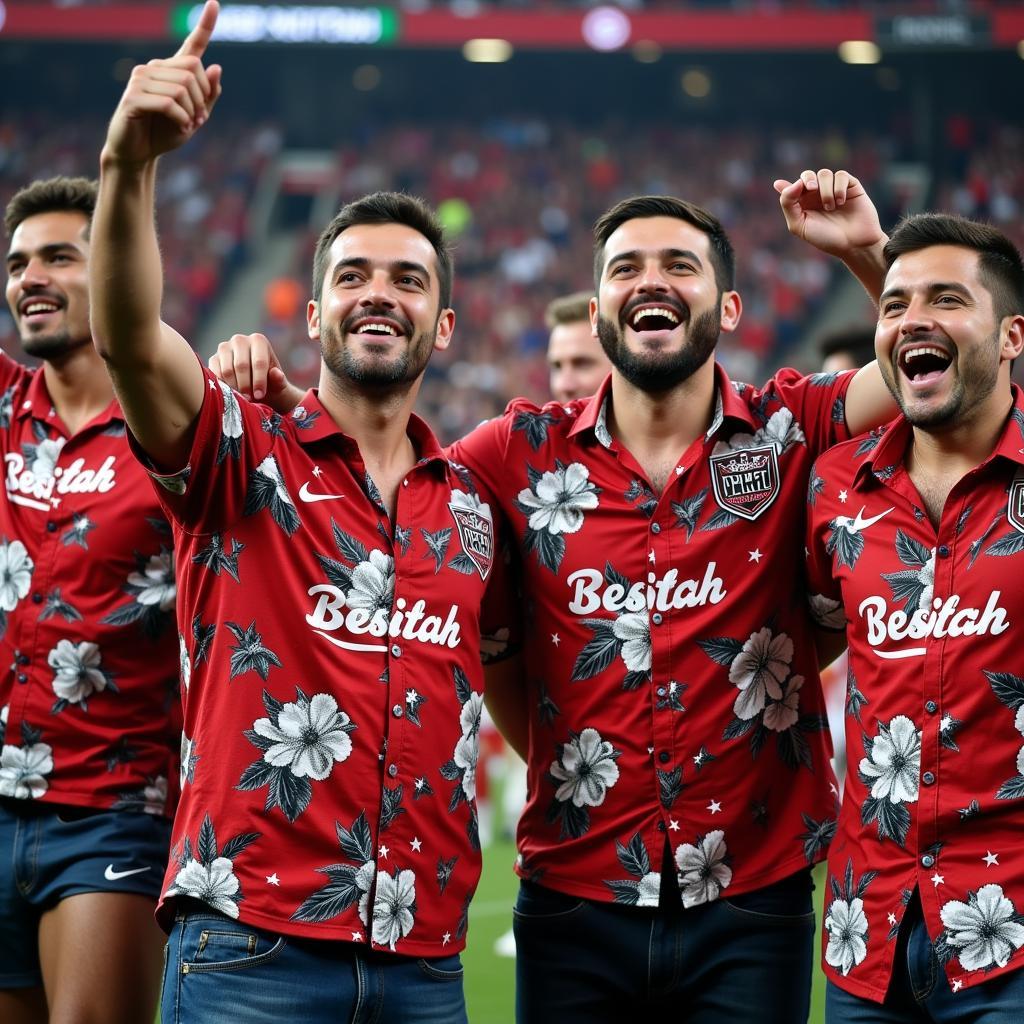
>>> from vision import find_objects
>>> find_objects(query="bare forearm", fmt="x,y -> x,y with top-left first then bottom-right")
484,658 -> 528,760
840,236 -> 888,306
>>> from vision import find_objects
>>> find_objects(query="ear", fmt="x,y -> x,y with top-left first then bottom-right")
589,296 -> 599,337
433,307 -> 455,353
307,299 -> 320,341
719,290 -> 742,334
1001,314 -> 1024,362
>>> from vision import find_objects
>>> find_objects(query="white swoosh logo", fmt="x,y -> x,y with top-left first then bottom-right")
104,864 -> 151,881
299,482 -> 345,503
851,505 -> 895,533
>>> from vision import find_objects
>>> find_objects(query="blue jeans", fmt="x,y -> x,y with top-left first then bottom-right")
161,901 -> 467,1024
513,866 -> 815,1023
827,892 -> 1024,1024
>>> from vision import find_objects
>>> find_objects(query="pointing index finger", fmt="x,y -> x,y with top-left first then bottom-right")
176,0 -> 219,59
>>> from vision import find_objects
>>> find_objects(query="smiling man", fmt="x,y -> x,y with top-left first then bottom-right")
545,291 -> 612,405
88,5 -> 513,1023
0,178 -> 180,1024
806,214 -> 1024,1023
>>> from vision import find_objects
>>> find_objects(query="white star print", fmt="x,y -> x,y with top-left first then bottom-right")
838,490 -> 848,503
984,851 -> 999,867
415,777 -> 426,791
887,912 -> 897,926
693,752 -> 705,767
648,550 -> 656,564
313,465 -> 323,478
266,873 -> 280,886
410,837 -> 422,852
952,980 -> 963,992
748,549 -> 762,563
669,820 -> 680,831
931,873 -> 945,887
675,466 -> 684,476
707,800 -> 722,815
551,634 -> 560,647
406,689 -> 419,704
352,931 -> 364,942
442,932 -> 451,945
207,380 -> 216,391
379,844 -> 390,859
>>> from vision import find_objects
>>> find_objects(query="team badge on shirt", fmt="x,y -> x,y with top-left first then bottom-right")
448,501 -> 494,581
709,444 -> 780,522
1008,477 -> 1024,534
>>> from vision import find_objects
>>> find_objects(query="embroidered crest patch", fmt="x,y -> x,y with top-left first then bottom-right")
448,503 -> 494,580
1008,477 -> 1024,534
709,444 -> 780,522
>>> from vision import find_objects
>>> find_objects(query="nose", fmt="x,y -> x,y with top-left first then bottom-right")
20,255 -> 51,289
359,270 -> 395,308
898,296 -> 934,336
636,260 -> 668,294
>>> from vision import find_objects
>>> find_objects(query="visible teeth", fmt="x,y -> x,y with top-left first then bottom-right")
357,322 -> 397,336
631,306 -> 680,328
903,346 -> 947,362
24,302 -> 58,315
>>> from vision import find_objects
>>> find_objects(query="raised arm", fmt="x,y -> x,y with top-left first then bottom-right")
774,169 -> 897,435
90,0 -> 223,468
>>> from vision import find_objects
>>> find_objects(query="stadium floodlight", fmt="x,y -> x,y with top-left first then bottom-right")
582,6 -> 631,53
838,40 -> 882,64
462,38 -> 513,63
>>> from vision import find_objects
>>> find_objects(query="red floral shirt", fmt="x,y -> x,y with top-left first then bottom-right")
0,354 -> 179,816
450,365 -> 850,910
139,367 -> 512,955
806,386 -> 1024,1000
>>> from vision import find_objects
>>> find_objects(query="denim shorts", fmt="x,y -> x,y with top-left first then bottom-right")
161,901 -> 467,1024
0,797 -> 172,988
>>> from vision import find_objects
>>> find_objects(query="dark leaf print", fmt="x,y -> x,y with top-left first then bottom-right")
622,669 -> 650,691
178,837 -> 193,868
954,506 -> 972,536
603,562 -> 630,590
536,682 -> 561,725
437,855 -> 457,895
856,870 -> 878,900
105,737 -> 139,772
958,800 -> 981,820
439,759 -> 462,783
546,798 -> 590,841
41,589 -> 82,622
219,832 -> 260,861
826,524 -> 864,570
798,814 -> 837,863
406,690 -> 426,727
225,621 -> 282,681
380,784 -> 405,831
894,530 -> 930,568
830,397 -> 845,424
454,666 -> 472,706
697,636 -> 744,667
700,507 -> 739,532
671,489 -> 708,538
809,371 -> 840,387
933,931 -> 957,967
1013,407 -> 1024,442
846,670 -> 869,724
776,727 -> 813,772
413,777 -> 434,799
100,599 -> 170,639
192,615 -> 216,665
51,697 -> 69,715
421,528 -> 452,574
616,833 -> 650,877
21,722 -> 42,747
995,775 -> 1024,801
512,410 -> 558,451
337,813 -> 374,864
807,473 -> 825,507
985,670 -> 1024,711
862,795 -> 911,847
293,409 -> 321,431
192,534 -> 244,582
522,524 -> 566,575
394,525 -> 412,555
525,463 -> 544,490
571,619 -> 622,681
291,866 -> 361,923
722,716 -> 756,741
237,758 -> 277,790
855,432 -> 882,456
447,553 -> 477,575
749,722 -> 769,759
269,768 -> 313,823
986,531 -> 1024,557
331,520 -> 368,565
198,814 -> 218,865
317,553 -> 353,590
881,569 -> 925,611
657,767 -> 683,809
604,879 -> 641,904
244,459 -> 301,536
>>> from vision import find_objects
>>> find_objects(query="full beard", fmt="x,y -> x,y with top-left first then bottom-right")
596,306 -> 720,394
321,321 -> 436,392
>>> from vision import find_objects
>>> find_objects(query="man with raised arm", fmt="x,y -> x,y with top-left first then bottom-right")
91,5 -> 513,1022
807,214 -> 1024,1022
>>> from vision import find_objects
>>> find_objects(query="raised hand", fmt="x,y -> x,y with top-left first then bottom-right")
773,169 -> 885,259
103,0 -> 222,165
209,333 -> 306,412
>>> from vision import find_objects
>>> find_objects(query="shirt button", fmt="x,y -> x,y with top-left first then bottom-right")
391,644 -> 402,658
657,821 -> 666,833
921,854 -> 935,869
387,764 -> 398,778
925,700 -> 938,714
17,673 -> 27,683
651,523 -> 661,534
657,687 -> 666,697
17,655 -> 29,666
46,521 -> 57,533
938,544 -> 950,558
392,704 -> 403,718
922,771 -> 936,786
652,612 -> 663,625
31,593 -> 42,604
658,751 -> 670,764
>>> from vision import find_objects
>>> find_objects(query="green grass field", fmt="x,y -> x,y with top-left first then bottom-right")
463,840 -> 829,1024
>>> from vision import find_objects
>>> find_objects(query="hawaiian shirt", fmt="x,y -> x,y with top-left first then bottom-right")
449,364 -> 851,911
138,366 -> 512,955
806,385 -> 1024,1000
0,353 -> 179,815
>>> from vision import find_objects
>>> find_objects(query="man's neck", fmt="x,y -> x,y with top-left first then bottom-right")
41,343 -> 116,436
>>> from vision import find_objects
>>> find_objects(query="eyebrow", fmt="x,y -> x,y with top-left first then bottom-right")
879,280 -> 973,304
5,241 -> 83,266
331,256 -> 432,283
606,248 -> 704,271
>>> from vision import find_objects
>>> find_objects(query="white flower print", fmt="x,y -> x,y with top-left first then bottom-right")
613,612 -> 651,673
0,741 -> 54,799
713,408 -> 805,457
346,550 -> 395,614
675,830 -> 732,908
0,704 -> 7,744
859,715 -> 921,804
728,628 -> 793,721
31,437 -> 65,481
550,727 -> 620,807
517,462 -> 600,535
917,551 -> 936,614
168,857 -> 241,918
128,550 -> 176,610
143,775 -> 168,815
810,594 -> 847,631
355,860 -> 376,926
1015,705 -> 1024,737
636,873 -> 661,907
372,869 -> 417,950
180,734 -> 194,790
824,897 -> 869,976
450,487 -> 493,522
453,730 -> 479,801
219,380 -> 243,439
941,884 -> 1024,972
764,674 -> 804,733
256,454 -> 294,504
460,691 -> 483,739
179,634 -> 191,692
253,693 -> 354,781
48,640 -> 112,707
0,540 -> 33,612
1017,745 -> 1024,778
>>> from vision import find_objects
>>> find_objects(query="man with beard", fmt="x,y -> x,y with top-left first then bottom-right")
89,6 -> 513,1022
0,176 -> 180,1023
806,215 -> 1024,1022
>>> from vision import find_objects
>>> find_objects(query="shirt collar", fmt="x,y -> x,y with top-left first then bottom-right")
15,367 -> 124,432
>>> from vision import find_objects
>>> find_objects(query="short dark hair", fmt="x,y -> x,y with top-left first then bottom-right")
4,176 -> 98,239
545,291 -> 593,330
592,195 -> 736,293
818,325 -> 876,368
883,213 -> 1024,320
312,191 -> 453,310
